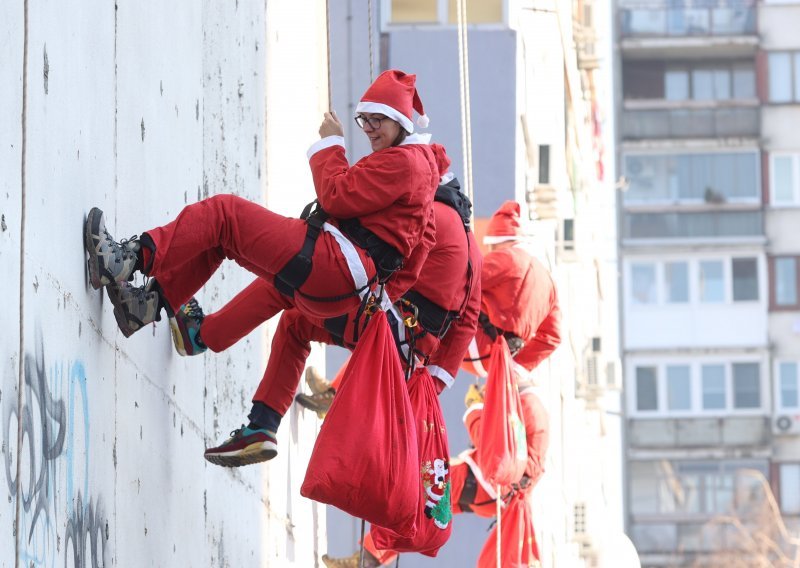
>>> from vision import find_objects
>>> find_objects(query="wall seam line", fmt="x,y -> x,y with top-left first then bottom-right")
15,0 -> 29,565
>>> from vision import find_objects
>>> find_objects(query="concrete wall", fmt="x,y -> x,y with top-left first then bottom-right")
1,1 -> 329,566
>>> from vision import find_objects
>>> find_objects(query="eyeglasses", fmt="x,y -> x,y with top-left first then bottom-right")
354,114 -> 388,129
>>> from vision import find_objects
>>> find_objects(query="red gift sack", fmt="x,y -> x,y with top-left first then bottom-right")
477,337 -> 527,488
477,492 -> 541,568
300,311 -> 419,538
371,367 -> 453,556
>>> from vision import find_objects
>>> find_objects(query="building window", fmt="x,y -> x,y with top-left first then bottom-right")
699,260 -> 725,303
768,52 -> 800,103
632,360 -> 763,415
632,263 -> 657,304
732,362 -> 760,409
636,366 -> 658,411
771,154 -> 800,206
538,145 -> 550,185
778,362 -> 799,410
664,261 -> 689,303
624,152 -> 759,205
779,464 -> 800,515
732,258 -> 758,301
389,0 -> 502,25
667,365 -> 691,410
771,256 -> 800,309
623,61 -> 755,101
629,257 -> 761,307
701,364 -> 726,410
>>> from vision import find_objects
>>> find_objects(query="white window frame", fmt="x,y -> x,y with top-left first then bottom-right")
770,153 -> 800,207
626,255 -> 763,309
628,357 -> 767,418
774,360 -> 800,412
622,148 -> 762,207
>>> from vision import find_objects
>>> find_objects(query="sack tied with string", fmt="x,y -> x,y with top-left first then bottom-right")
300,310 -> 419,538
371,367 -> 453,556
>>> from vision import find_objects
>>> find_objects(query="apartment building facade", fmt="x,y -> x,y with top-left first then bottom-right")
615,0 -> 800,565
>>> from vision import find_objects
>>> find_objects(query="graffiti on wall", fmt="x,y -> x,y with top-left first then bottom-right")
3,329 -> 108,567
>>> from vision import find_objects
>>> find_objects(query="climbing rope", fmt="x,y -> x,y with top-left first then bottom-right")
368,0 -> 375,82
325,0 -> 333,109
456,0 -> 475,225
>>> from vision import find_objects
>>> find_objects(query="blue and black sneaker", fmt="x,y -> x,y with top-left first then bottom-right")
169,297 -> 207,356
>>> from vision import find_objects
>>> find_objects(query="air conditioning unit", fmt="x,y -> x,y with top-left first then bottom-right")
773,414 -> 800,436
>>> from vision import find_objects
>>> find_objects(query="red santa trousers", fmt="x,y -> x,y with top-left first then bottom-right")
143,193 -> 376,324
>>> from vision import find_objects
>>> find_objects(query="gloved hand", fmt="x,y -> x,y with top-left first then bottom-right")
464,383 -> 484,408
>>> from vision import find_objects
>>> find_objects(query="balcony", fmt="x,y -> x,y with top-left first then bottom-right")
628,416 -> 769,449
623,209 -> 763,240
620,2 -> 756,38
621,105 -> 759,140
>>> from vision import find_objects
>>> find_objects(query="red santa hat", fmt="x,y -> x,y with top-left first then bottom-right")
356,69 -> 429,134
483,200 -> 528,245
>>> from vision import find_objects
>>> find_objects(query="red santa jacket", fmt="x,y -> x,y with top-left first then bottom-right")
481,245 -> 562,372
464,387 -> 549,487
308,136 -> 438,301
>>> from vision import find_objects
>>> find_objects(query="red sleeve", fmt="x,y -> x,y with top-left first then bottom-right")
310,146 -> 415,218
463,404 -> 483,448
427,234 -> 482,382
383,206 -> 436,300
514,289 -> 562,371
521,392 -> 549,486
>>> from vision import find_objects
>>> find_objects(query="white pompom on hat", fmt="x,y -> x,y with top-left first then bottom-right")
356,69 -> 429,134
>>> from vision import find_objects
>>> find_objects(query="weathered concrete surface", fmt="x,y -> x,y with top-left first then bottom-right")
2,1 -> 329,566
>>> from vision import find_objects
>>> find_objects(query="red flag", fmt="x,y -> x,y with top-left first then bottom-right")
477,337 -> 527,487
300,311 -> 419,537
371,367 -> 453,556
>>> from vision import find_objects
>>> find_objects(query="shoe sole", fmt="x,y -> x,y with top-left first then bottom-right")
169,317 -> 189,356
204,440 -> 278,468
84,207 -> 106,290
295,394 -> 329,419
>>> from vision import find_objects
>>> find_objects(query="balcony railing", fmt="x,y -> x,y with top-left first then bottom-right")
621,106 -> 759,140
623,210 -> 763,240
620,2 -> 756,38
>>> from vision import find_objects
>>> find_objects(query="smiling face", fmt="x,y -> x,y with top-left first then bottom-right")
359,112 -> 403,152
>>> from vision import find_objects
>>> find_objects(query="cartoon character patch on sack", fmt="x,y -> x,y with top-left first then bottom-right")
422,458 -> 452,529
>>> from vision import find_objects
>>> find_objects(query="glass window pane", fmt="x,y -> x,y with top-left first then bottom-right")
665,261 -> 689,303
700,260 -> 725,303
713,69 -> 731,100
667,365 -> 692,410
665,69 -> 689,100
448,0 -> 502,24
773,156 -> 796,204
795,54 -> 800,103
702,364 -> 726,410
692,69 -> 714,100
733,363 -> 760,409
769,52 -> 793,103
780,464 -> 800,514
780,362 -> 799,408
732,64 -> 756,99
732,258 -> 758,301
632,263 -> 657,304
392,0 -> 438,22
636,366 -> 658,411
775,257 -> 798,306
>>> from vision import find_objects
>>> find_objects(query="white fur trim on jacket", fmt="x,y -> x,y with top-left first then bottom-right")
462,402 -> 484,423
307,135 -> 345,160
466,337 -> 489,378
427,366 -> 455,389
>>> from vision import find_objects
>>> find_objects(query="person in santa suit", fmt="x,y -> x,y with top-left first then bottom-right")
322,201 -> 559,568
462,200 -> 562,381
83,69 -> 439,467
167,143 -> 482,468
